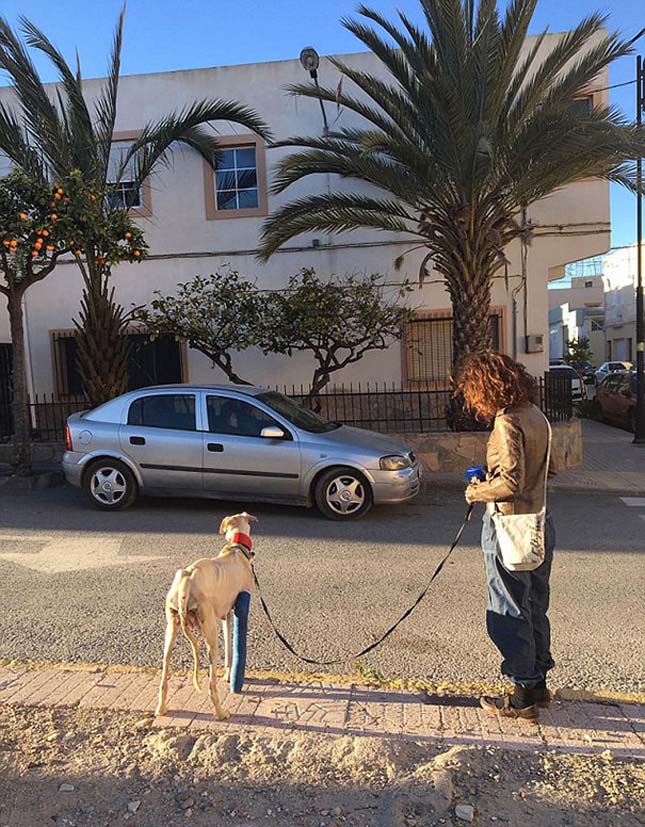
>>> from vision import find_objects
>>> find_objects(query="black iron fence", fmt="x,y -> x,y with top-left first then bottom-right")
0,373 -> 573,444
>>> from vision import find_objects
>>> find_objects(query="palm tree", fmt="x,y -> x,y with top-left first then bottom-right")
0,8 -> 270,404
259,0 -> 645,380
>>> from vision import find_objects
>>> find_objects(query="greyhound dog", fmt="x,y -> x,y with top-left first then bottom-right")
155,512 -> 257,720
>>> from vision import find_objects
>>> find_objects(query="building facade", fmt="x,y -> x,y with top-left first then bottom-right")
0,38 -> 611,401
548,274 -> 605,363
603,244 -> 642,364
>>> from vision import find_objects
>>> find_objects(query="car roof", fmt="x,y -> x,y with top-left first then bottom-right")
134,383 -> 269,397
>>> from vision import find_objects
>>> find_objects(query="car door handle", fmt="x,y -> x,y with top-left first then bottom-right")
207,443 -> 224,453
129,436 -> 145,446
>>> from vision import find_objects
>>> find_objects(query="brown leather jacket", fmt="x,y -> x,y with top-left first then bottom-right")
467,402 -> 554,515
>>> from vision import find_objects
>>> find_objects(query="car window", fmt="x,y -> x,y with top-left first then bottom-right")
207,396 -> 283,438
618,376 -> 633,394
604,376 -> 622,392
256,391 -> 341,434
127,394 -> 196,430
550,366 -> 577,379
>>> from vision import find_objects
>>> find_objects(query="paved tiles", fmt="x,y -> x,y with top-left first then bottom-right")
1,664 -> 643,758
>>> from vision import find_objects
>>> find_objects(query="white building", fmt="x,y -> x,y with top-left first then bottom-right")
0,39 -> 611,400
603,244 -> 642,363
548,275 -> 605,363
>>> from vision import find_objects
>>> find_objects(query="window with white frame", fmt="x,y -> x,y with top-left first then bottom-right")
214,145 -> 259,211
106,141 -> 142,209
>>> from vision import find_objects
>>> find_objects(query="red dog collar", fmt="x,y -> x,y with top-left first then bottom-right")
231,531 -> 252,551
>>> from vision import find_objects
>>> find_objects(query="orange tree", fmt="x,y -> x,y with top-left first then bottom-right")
0,170 -> 144,473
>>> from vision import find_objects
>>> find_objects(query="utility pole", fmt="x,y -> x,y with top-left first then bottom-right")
635,55 -> 645,445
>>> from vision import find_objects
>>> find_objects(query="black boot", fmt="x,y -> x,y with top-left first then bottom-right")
534,680 -> 552,708
480,686 -> 538,721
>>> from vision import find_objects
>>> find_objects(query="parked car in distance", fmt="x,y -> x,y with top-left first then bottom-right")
594,372 -> 637,432
594,361 -> 633,385
570,360 -> 596,384
63,385 -> 421,520
547,364 -> 582,401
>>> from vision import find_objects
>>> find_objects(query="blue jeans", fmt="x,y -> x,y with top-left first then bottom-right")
481,513 -> 556,689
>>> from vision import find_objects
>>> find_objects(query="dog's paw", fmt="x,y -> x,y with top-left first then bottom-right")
154,705 -> 167,717
215,709 -> 231,721
223,668 -> 231,682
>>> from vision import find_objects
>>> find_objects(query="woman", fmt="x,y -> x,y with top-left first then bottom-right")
459,352 -> 556,721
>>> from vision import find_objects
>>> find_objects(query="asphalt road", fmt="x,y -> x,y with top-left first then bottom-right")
0,484 -> 643,693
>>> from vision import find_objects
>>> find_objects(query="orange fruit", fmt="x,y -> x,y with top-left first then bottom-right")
133,250 -> 141,257
50,214 -> 58,221
56,188 -> 64,195
19,212 -> 28,220
31,251 -> 38,257
124,232 -> 132,239
2,240 -> 9,247
46,244 -> 54,251
41,229 -> 49,237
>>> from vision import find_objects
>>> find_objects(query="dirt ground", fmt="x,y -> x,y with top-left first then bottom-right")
0,706 -> 643,827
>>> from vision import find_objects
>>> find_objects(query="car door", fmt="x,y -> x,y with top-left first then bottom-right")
119,391 -> 203,491
603,376 -> 622,423
202,394 -> 302,501
615,376 -> 634,427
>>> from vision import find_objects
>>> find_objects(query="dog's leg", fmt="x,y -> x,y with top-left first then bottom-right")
223,612 -> 232,684
203,611 -> 230,720
155,607 -> 178,717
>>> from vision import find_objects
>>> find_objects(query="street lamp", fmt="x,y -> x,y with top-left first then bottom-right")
635,55 -> 645,445
299,47 -> 330,135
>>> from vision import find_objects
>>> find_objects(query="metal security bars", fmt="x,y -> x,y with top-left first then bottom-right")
0,373 -> 573,444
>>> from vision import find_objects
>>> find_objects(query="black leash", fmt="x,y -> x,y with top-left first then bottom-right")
252,503 -> 474,667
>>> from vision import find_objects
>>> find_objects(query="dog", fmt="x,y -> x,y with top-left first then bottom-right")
155,512 -> 258,720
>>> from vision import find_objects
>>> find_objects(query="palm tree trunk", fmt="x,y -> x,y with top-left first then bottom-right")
446,276 -> 494,432
75,278 -> 130,406
6,289 -> 32,474
451,282 -> 493,378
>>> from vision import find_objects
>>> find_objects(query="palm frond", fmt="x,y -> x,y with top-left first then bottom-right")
258,192 -> 421,262
94,3 -> 125,184
118,98 -> 271,186
0,16 -> 69,176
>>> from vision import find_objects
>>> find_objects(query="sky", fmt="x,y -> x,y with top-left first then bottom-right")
0,0 -> 642,250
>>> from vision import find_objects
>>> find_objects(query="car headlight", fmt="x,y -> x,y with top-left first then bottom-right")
379,454 -> 411,471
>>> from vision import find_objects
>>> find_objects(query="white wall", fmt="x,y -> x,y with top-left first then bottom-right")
0,40 -> 611,391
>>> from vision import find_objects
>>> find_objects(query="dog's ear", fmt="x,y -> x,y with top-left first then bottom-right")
219,516 -> 232,535
242,512 -> 258,523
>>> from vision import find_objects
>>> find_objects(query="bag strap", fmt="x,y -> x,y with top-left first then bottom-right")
541,411 -> 552,510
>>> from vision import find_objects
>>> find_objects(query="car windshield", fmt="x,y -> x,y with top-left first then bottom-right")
256,391 -> 341,433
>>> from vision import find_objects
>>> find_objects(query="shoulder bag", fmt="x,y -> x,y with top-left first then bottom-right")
491,413 -> 552,572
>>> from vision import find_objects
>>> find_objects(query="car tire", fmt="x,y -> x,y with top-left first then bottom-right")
314,467 -> 373,521
83,458 -> 138,510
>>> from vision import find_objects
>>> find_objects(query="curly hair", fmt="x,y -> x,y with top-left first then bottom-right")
457,352 -> 537,422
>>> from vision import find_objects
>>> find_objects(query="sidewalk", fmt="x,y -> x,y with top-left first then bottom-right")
1,663 -> 643,759
424,419 -> 645,497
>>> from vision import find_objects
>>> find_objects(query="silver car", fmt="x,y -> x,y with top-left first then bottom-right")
63,384 -> 421,520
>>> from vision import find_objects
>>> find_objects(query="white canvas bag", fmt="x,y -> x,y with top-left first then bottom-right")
491,414 -> 552,572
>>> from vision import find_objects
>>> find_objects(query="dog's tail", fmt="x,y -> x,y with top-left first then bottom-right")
176,569 -> 201,693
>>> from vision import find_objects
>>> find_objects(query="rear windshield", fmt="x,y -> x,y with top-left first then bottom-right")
256,391 -> 340,434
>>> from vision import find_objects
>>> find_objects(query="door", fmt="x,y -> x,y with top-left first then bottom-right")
0,344 -> 12,439
119,392 -> 203,491
614,376 -> 634,427
202,394 -> 302,500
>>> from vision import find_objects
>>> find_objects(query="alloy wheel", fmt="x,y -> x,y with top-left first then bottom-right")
90,467 -> 128,506
325,474 -> 366,516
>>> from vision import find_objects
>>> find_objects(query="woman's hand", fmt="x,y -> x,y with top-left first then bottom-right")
465,481 -> 479,504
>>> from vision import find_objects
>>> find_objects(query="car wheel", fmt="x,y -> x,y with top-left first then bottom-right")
83,458 -> 137,510
314,467 -> 373,521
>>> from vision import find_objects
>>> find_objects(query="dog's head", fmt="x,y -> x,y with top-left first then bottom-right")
219,512 -> 258,540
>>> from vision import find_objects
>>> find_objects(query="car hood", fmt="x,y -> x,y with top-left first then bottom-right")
306,424 -> 413,457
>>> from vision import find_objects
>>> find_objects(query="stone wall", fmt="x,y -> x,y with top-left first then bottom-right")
1,419 -> 582,476
398,419 -> 582,474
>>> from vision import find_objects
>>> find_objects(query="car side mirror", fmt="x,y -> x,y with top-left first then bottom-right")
260,426 -> 285,439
